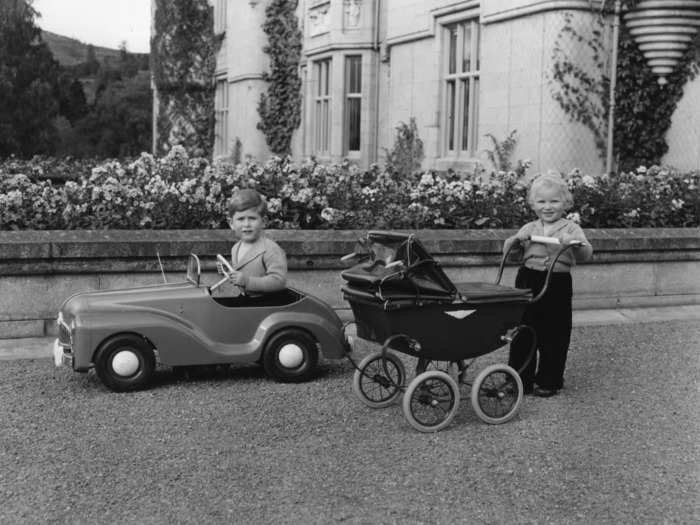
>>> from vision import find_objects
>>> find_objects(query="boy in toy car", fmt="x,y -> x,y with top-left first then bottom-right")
217,189 -> 287,296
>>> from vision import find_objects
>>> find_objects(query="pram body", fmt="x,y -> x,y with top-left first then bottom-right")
341,231 -> 577,432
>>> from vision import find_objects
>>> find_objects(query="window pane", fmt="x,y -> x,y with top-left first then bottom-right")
448,27 -> 457,74
475,23 -> 481,71
472,78 -> 479,150
346,98 -> 361,151
346,56 -> 361,93
462,22 -> 472,72
447,80 -> 455,150
461,79 -> 470,151
322,101 -> 329,151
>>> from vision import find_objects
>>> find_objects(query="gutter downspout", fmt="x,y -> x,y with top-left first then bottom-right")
605,0 -> 621,175
373,0 -> 381,164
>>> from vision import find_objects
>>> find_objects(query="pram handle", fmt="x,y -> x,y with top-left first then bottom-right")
495,235 -> 586,303
529,240 -> 583,303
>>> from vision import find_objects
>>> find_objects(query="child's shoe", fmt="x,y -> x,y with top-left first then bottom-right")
533,386 -> 559,397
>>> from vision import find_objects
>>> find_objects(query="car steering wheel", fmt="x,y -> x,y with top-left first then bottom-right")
210,254 -> 243,294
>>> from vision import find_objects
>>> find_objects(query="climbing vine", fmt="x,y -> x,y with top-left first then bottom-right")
152,0 -> 222,158
549,3 -> 699,171
549,12 -> 609,158
614,22 -> 699,171
257,0 -> 303,156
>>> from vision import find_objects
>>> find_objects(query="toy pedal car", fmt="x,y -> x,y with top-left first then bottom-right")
341,231 -> 581,432
53,254 -> 350,392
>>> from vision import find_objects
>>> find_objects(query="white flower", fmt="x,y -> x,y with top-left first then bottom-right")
419,173 -> 434,186
636,166 -> 647,174
566,212 -> 581,223
671,199 -> 684,210
581,175 -> 596,188
267,197 -> 282,214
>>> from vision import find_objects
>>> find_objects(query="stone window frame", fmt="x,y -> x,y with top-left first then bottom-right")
441,15 -> 481,159
214,78 -> 229,157
313,57 -> 333,155
344,55 -> 362,155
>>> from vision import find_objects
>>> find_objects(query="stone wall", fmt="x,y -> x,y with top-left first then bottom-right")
0,228 -> 698,338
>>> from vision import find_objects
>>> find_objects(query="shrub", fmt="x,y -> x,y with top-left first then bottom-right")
0,149 -> 698,230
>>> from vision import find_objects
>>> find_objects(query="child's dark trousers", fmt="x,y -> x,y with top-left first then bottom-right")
508,267 -> 573,390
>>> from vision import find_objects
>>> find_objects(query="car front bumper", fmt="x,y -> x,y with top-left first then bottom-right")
52,338 -> 73,369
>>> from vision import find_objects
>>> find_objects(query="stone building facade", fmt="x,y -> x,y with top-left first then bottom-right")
212,0 -> 699,174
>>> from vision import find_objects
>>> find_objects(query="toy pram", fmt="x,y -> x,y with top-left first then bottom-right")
341,231 -> 582,432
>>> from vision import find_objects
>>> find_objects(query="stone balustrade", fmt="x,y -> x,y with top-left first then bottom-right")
0,228 -> 698,338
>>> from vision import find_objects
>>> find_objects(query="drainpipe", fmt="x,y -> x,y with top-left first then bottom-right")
605,0 -> 621,175
373,0 -> 381,164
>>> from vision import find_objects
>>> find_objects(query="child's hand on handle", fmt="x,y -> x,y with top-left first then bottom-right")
215,254 -> 247,289
558,232 -> 588,247
515,230 -> 531,244
227,270 -> 248,287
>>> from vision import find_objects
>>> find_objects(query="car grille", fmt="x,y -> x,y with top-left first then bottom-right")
58,319 -> 72,347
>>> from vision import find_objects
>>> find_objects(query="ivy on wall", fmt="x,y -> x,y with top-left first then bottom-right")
549,4 -> 699,171
614,23 -> 699,171
152,0 -> 222,158
549,12 -> 609,158
257,0 -> 303,156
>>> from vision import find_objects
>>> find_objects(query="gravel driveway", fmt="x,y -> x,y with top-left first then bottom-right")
1,320 -> 698,524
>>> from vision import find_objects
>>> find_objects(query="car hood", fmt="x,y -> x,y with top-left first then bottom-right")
60,281 -> 198,320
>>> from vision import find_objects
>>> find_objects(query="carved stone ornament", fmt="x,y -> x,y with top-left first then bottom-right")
309,2 -> 331,36
344,0 -> 362,28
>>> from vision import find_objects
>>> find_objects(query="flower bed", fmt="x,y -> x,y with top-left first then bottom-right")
1,146 -> 698,230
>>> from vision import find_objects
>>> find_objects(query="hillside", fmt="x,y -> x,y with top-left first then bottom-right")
41,30 -> 148,67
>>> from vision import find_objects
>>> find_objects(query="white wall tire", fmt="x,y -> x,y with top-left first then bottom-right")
352,350 -> 406,408
471,364 -> 523,424
402,371 -> 460,433
263,329 -> 319,383
94,334 -> 155,392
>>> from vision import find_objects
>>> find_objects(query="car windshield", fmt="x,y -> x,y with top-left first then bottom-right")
186,254 -> 201,286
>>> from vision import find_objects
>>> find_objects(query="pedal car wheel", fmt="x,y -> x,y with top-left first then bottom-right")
352,350 -> 406,408
263,329 -> 319,383
471,364 -> 523,424
94,334 -> 155,392
402,371 -> 460,433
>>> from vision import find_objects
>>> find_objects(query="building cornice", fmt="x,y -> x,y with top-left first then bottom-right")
304,42 -> 377,58
482,0 -> 605,25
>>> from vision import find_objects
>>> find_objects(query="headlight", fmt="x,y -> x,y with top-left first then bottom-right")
57,312 -> 73,347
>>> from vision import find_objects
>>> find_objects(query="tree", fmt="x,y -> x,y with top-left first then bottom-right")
57,73 -> 88,124
75,71 -> 152,157
0,0 -> 62,157
83,44 -> 100,76
257,0 -> 302,156
152,0 -> 221,157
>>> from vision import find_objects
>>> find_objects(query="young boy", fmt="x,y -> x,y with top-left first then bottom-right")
504,173 -> 593,397
219,188 -> 287,295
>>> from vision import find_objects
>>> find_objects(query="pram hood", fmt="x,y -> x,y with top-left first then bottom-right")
340,231 -> 457,301
341,231 -> 532,305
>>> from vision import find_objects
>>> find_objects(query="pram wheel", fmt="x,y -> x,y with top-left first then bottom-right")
352,350 -> 406,408
402,371 -> 460,432
471,364 -> 523,424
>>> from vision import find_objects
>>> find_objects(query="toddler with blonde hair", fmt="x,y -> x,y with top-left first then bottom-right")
504,172 -> 593,397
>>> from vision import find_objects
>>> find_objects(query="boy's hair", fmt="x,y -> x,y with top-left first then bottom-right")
528,172 -> 573,210
229,188 -> 267,216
